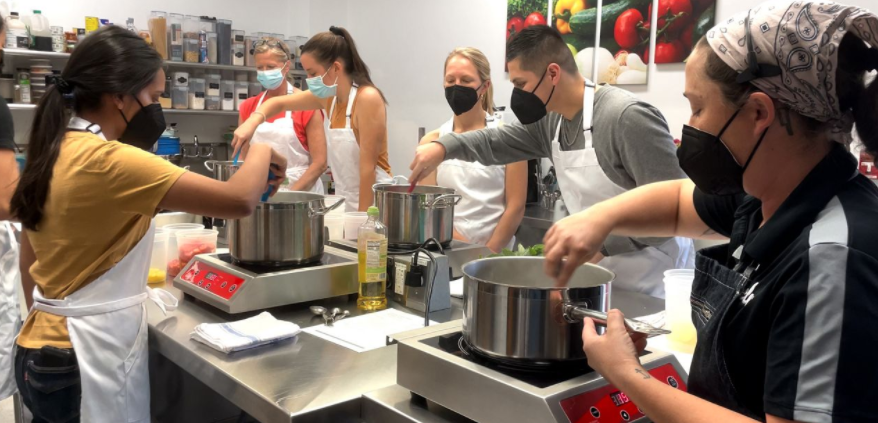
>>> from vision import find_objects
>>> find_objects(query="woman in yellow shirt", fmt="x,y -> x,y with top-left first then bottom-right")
10,26 -> 285,422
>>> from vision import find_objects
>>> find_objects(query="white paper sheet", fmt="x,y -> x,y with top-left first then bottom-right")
449,277 -> 464,298
303,309 -> 437,353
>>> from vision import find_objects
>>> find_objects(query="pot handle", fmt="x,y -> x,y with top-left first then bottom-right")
310,197 -> 346,217
204,160 -> 217,172
562,304 -> 671,336
426,194 -> 462,209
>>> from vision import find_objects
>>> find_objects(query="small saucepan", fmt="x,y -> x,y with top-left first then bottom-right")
462,256 -> 668,366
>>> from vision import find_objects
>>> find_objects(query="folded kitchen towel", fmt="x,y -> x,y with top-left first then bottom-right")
190,312 -> 301,353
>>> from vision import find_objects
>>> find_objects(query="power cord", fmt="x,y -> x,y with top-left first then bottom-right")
387,238 -> 442,327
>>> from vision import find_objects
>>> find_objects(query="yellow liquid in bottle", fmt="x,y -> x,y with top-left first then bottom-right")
357,234 -> 388,311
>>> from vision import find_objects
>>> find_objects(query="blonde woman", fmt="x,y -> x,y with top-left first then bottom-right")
419,48 -> 527,253
239,37 -> 327,193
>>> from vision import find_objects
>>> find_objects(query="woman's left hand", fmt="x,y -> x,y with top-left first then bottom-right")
582,310 -> 648,380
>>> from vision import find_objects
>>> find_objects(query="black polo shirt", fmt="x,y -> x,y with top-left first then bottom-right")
692,143 -> 878,423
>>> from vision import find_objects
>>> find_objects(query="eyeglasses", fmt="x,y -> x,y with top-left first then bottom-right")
252,39 -> 293,58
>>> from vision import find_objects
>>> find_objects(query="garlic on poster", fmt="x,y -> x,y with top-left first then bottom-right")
627,53 -> 648,72
576,47 -> 619,84
615,50 -> 629,66
616,69 -> 647,84
575,47 -> 597,80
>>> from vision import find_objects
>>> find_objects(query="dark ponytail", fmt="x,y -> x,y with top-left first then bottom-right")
301,26 -> 387,103
10,25 -> 163,230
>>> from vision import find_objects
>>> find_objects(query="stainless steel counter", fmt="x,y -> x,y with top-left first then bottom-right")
147,282 -> 660,423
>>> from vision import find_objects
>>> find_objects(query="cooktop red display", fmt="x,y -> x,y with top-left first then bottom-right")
559,363 -> 687,423
179,261 -> 245,301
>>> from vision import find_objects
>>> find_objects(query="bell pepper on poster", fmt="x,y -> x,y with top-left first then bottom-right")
554,0 -> 587,34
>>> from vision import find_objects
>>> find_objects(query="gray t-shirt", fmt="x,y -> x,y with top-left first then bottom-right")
435,85 -> 686,255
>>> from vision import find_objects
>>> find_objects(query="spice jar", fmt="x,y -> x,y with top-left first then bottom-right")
232,30 -> 245,66
235,81 -> 249,110
221,80 -> 235,111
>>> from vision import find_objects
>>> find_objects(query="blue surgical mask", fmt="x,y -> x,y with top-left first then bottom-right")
257,66 -> 286,90
306,67 -> 338,98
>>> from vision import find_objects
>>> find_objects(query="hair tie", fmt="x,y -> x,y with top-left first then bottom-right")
329,26 -> 343,36
48,75 -> 74,94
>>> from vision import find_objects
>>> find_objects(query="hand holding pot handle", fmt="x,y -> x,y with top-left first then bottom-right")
581,310 -> 649,381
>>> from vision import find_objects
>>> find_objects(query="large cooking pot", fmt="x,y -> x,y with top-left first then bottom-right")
228,192 -> 344,266
373,184 -> 462,249
462,256 -> 615,366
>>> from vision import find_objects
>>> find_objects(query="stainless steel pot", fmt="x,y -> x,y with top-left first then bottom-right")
228,192 -> 344,266
462,256 -> 614,365
372,184 -> 462,249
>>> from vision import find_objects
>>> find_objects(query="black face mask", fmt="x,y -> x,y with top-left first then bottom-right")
510,68 -> 555,125
118,98 -> 166,151
445,84 -> 481,116
677,109 -> 768,196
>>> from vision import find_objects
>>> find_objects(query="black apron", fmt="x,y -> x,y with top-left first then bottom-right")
687,211 -> 764,420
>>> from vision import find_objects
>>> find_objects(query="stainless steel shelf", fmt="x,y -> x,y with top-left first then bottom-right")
9,103 -> 239,117
2,48 -> 306,76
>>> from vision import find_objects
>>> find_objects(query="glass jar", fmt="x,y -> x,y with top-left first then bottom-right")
216,19 -> 232,66
189,78 -> 205,96
172,86 -> 189,109
149,11 -> 168,60
168,13 -> 184,62
235,81 -> 249,110
183,15 -> 200,41
206,95 -> 220,110
173,72 -> 189,87
207,33 -> 218,64
207,74 -> 221,96
189,91 -> 205,110
232,30 -> 245,66
244,34 -> 256,67
184,39 -> 199,63
199,17 -> 216,34
221,80 -> 235,111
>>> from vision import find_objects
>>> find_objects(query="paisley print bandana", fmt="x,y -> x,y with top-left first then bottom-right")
706,0 -> 878,143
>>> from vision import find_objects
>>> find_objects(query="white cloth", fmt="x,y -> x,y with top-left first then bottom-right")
436,115 -> 514,249
252,82 -> 324,194
0,222 -> 21,400
190,312 -> 301,354
706,1 -> 878,142
32,220 -> 178,423
551,81 -> 695,298
327,85 -> 392,212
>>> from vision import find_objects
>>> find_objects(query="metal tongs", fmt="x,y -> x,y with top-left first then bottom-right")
310,306 -> 350,327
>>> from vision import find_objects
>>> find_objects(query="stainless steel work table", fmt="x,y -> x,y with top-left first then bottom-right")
147,283 -> 662,423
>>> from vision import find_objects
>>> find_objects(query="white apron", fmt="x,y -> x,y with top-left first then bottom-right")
29,118 -> 179,422
551,82 -> 694,298
436,115 -> 514,248
327,85 -> 392,212
252,82 -> 324,194
0,222 -> 21,400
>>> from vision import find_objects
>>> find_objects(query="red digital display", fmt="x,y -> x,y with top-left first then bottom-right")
180,261 -> 245,300
559,363 -> 687,423
609,391 -> 630,407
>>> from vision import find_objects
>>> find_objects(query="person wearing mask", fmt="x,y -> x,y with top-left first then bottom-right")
409,26 -> 693,297
0,16 -> 22,404
418,47 -> 526,253
10,26 -> 285,422
239,37 -> 327,193
548,2 -> 878,422
233,26 -> 392,212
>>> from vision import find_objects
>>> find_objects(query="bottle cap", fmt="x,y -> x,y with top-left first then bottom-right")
367,206 -> 379,216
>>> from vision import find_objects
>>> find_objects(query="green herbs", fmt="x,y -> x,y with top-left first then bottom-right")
491,244 -> 545,257
508,0 -> 549,19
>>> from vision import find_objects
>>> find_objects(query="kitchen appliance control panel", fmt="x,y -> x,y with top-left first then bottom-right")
180,262 -> 246,300
559,363 -> 686,423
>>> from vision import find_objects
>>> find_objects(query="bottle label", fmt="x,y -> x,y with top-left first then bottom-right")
364,239 -> 387,283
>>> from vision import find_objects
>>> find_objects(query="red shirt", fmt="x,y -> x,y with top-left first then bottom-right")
238,93 -> 322,151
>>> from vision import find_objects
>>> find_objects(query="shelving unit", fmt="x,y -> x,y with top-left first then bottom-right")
9,103 -> 240,116
3,48 -> 306,75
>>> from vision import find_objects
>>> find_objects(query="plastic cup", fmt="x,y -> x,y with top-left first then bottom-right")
176,229 -> 219,266
148,229 -> 169,286
161,223 -> 204,281
325,215 -> 345,241
323,195 -> 345,216
663,269 -> 697,353
343,212 -> 368,241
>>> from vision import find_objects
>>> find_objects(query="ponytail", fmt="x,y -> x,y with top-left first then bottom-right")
302,26 -> 387,103
9,25 -> 163,230
837,33 -> 878,155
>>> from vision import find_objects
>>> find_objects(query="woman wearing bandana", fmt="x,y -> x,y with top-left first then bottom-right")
9,26 -> 285,422
417,48 -> 527,253
543,1 -> 878,422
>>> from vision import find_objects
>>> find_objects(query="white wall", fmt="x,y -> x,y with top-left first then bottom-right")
7,0 -> 312,147
310,0 -> 876,175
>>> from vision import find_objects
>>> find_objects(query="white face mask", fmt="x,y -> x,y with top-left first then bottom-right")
306,67 -> 338,98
